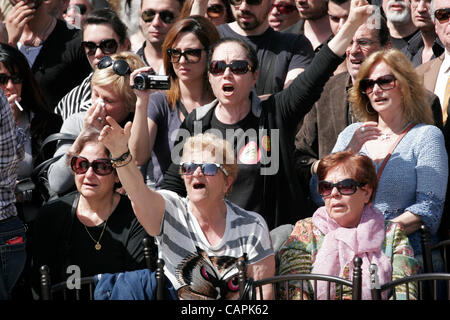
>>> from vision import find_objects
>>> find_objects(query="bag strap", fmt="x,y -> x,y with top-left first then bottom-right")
376,122 -> 416,181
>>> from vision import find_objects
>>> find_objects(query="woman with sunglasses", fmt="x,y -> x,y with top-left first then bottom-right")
48,52 -> 144,196
278,151 -> 419,300
180,0 -> 234,26
129,16 -> 219,189
31,129 -> 150,298
330,49 -> 448,269
95,129 -> 274,300
160,0 -> 374,230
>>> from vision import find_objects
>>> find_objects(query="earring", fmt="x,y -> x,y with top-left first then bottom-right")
365,102 -> 376,115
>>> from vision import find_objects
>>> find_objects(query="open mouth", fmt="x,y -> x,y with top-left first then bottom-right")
374,97 -> 388,103
193,183 -> 206,189
222,84 -> 235,94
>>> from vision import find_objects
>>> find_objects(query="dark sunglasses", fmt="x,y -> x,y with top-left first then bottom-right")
230,0 -> 263,5
0,73 -> 22,85
318,178 -> 366,197
167,48 -> 204,63
71,156 -> 114,176
141,9 -> 175,24
81,38 -> 118,56
359,74 -> 396,95
207,4 -> 225,18
180,162 -> 229,177
209,60 -> 254,75
271,3 -> 297,14
434,8 -> 450,22
97,55 -> 131,76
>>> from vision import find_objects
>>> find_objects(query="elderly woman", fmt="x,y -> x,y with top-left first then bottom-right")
278,151 -> 419,300
96,129 -> 274,300
160,0 -> 375,230
331,49 -> 448,269
130,16 -> 220,190
48,51 -> 144,195
31,129 -> 150,298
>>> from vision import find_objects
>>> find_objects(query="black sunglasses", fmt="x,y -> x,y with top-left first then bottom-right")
180,162 -> 229,177
141,9 -> 175,24
359,74 -> 396,95
81,38 -> 118,56
318,178 -> 366,197
167,48 -> 204,63
0,73 -> 22,85
271,3 -> 297,14
434,8 -> 450,22
207,4 -> 225,18
97,56 -> 131,76
209,60 -> 254,75
229,0 -> 263,6
71,156 -> 114,176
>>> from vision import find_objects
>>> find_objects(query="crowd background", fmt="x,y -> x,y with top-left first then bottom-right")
0,0 -> 449,301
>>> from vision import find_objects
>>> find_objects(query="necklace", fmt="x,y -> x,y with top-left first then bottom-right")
84,219 -> 108,250
378,122 -> 411,142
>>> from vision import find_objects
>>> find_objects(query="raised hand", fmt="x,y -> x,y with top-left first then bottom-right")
4,1 -> 35,46
99,116 -> 131,158
346,121 -> 380,153
83,98 -> 107,131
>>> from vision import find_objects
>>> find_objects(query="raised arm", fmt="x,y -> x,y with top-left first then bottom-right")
99,116 -> 165,237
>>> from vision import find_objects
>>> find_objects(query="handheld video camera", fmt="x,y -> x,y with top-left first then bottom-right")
133,73 -> 170,90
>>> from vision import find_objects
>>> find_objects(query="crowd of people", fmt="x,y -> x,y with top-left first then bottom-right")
0,0 -> 449,301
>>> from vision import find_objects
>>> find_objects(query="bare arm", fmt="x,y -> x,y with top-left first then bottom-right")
247,255 -> 276,300
284,68 -> 304,89
390,211 -> 423,235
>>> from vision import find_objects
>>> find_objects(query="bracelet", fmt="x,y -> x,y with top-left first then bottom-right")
111,150 -> 132,168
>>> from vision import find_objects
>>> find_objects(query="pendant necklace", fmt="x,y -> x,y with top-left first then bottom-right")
84,219 -> 108,251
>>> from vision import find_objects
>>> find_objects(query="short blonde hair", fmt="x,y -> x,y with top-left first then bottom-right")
349,49 -> 434,125
91,51 -> 145,113
181,133 -> 238,181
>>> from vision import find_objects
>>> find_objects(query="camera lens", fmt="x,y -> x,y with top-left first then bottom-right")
133,73 -> 147,90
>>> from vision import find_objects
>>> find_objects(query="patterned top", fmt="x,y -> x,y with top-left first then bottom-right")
156,190 -> 274,300
278,218 -> 420,300
331,123 -> 448,255
0,91 -> 26,219
54,73 -> 92,120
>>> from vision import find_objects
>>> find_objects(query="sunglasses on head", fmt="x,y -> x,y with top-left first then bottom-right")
97,55 -> 131,76
207,4 -> 225,18
167,48 -> 204,63
359,74 -> 396,95
209,60 -> 254,75
230,0 -> 263,5
271,3 -> 297,14
0,73 -> 22,85
71,156 -> 114,176
318,178 -> 366,197
81,38 -> 118,56
434,8 -> 450,22
180,162 -> 229,177
141,9 -> 175,24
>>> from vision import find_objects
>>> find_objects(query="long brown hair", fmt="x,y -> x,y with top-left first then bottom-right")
162,15 -> 220,109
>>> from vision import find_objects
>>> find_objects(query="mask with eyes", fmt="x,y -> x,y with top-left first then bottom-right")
176,247 -> 246,300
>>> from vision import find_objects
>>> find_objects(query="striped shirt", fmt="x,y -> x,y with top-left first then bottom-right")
156,190 -> 273,299
54,73 -> 92,120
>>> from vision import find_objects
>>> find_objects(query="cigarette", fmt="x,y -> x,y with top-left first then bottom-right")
14,100 -> 23,111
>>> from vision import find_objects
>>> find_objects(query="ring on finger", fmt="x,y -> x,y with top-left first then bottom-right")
97,117 -> 103,123
360,127 -> 365,133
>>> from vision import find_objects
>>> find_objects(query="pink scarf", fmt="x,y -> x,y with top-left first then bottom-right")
311,205 -> 392,300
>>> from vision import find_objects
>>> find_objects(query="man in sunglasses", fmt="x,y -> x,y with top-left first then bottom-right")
54,8 -> 131,120
136,0 -> 183,74
267,0 -> 300,31
216,0 -> 314,97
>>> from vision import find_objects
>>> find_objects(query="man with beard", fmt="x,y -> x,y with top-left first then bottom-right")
381,0 -> 419,49
217,0 -> 314,96
401,0 -> 444,66
136,0 -> 183,74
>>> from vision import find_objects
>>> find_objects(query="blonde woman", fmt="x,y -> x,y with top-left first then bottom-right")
331,49 -> 448,269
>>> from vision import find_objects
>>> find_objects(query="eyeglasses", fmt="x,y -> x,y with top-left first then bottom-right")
209,60 -> 254,75
318,178 -> 366,197
71,156 -> 114,176
348,38 -> 377,50
167,48 -> 204,63
81,38 -> 118,56
97,55 -> 131,76
207,4 -> 225,18
271,3 -> 297,14
434,8 -> 450,22
359,74 -> 397,95
0,73 -> 22,85
180,162 -> 229,177
141,9 -> 176,24
229,0 -> 263,6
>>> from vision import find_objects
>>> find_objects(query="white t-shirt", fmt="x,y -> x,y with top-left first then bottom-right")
435,49 -> 450,109
156,190 -> 274,299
